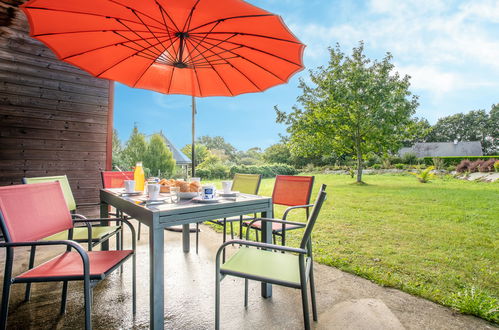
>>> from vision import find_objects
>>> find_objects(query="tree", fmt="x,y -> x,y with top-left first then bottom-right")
402,117 -> 433,147
277,42 -> 419,182
427,105 -> 498,155
196,136 -> 237,161
144,134 -> 176,177
236,147 -> 262,165
121,125 -> 148,169
111,129 -> 128,169
263,143 -> 292,164
181,144 -> 210,166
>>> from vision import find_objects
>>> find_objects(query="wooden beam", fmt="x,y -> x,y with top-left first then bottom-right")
106,81 -> 114,171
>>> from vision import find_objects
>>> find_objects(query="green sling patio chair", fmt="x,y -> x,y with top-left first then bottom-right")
215,184 -> 327,330
195,173 -> 262,255
23,175 -> 121,250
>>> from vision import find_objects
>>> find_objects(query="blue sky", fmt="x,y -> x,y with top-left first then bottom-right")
114,0 -> 499,151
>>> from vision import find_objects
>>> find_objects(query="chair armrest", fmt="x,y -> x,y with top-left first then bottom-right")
71,213 -> 87,220
73,218 -> 136,250
283,204 -> 314,220
216,239 -> 307,266
76,202 -> 100,208
245,218 -> 306,240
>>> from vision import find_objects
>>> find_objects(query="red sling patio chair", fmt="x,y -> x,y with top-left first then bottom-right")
0,182 -> 136,330
100,171 -> 141,240
244,175 -> 315,246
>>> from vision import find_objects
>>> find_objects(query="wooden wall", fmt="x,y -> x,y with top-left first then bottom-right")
0,1 -> 113,212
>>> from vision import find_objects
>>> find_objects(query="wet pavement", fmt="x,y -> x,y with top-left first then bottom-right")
0,223 -> 493,329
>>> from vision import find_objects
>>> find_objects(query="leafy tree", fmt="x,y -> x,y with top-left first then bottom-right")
277,42 -> 419,182
236,147 -> 263,165
181,144 -> 210,166
121,125 -> 147,169
111,129 -> 128,169
402,117 -> 432,147
262,143 -> 292,164
196,136 -> 237,161
427,105 -> 498,155
144,134 -> 176,177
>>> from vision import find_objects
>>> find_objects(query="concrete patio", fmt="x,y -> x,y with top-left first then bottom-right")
0,223 -> 493,329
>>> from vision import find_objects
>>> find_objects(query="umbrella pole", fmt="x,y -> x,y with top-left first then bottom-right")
191,96 -> 196,177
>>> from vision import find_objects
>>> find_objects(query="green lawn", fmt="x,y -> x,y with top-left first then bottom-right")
214,174 -> 499,323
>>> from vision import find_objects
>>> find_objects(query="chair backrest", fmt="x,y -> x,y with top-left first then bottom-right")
300,184 -> 327,249
23,175 -> 76,211
0,182 -> 73,243
101,171 -> 134,188
272,175 -> 314,207
231,173 -> 262,195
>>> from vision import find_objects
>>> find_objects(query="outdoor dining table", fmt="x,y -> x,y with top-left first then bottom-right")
100,188 -> 274,329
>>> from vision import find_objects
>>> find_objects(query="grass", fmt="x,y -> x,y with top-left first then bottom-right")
212,173 -> 499,323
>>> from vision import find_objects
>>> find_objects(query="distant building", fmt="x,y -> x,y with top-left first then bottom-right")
399,141 -> 483,158
163,136 -> 192,166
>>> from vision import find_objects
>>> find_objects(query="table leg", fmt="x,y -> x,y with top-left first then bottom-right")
100,201 -> 109,251
150,222 -> 164,329
260,210 -> 273,298
182,224 -> 190,253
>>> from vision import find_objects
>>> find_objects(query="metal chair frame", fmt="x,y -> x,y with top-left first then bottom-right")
215,184 -> 327,330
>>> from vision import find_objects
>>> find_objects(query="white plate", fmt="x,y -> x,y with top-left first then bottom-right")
121,191 -> 142,196
179,192 -> 199,199
218,191 -> 239,197
192,197 -> 220,203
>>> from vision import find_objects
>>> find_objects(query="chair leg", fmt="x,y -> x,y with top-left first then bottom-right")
272,234 -> 276,245
309,264 -> 318,322
24,246 -> 36,302
60,281 -> 68,314
137,222 -> 141,241
255,228 -> 259,243
215,268 -> 221,330
1,248 -> 14,330
83,277 -> 92,330
230,221 -> 234,240
132,253 -> 137,314
300,268 -> 311,330
196,223 -> 199,254
239,216 -> 243,239
222,220 -> 227,263
244,279 -> 249,308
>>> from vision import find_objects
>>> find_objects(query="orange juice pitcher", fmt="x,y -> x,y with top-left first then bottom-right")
134,162 -> 145,191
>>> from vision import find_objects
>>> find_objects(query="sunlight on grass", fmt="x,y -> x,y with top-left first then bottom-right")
213,174 -> 498,323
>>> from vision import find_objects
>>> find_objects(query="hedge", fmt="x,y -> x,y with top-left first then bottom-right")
423,156 -> 499,166
229,163 -> 298,178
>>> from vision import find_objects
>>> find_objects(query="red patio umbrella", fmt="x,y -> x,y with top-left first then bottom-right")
21,0 -> 305,174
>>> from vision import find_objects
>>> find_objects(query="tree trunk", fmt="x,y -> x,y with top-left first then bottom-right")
356,139 -> 363,183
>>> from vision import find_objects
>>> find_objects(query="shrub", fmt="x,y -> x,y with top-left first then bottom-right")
495,161 -> 499,172
196,163 -> 230,180
372,164 -> 381,169
445,165 -> 456,172
469,160 -> 484,173
394,163 -> 405,169
229,163 -> 298,178
479,159 -> 497,172
402,153 -> 418,165
456,160 -> 471,173
432,157 -> 445,170
422,156 -> 499,166
410,166 -> 435,183
381,159 -> 391,169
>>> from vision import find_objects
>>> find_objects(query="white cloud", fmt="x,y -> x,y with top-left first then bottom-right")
291,0 -> 499,98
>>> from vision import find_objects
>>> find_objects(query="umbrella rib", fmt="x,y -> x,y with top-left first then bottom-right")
23,6 -> 165,31
184,40 -> 203,96
113,32 -> 175,62
60,33 -> 170,61
186,39 -> 261,90
107,0 -> 168,29
129,8 -> 171,55
188,14 -> 274,33
182,0 -> 201,33
190,31 -> 301,45
95,37 -> 169,78
185,38 -> 234,96
155,0 -> 182,32
156,1 -> 179,60
188,35 -> 285,82
185,21 -> 226,63
32,29 -> 169,38
192,34 -> 303,67
114,18 -> 163,59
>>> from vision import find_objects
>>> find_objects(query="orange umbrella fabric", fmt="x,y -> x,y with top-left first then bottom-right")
21,0 -> 305,97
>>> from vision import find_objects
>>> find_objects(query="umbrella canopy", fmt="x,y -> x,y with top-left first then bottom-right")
21,0 -> 305,97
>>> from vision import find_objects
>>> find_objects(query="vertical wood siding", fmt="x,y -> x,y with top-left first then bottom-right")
0,2 -> 112,211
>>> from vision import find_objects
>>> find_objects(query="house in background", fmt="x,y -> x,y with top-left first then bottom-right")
399,141 -> 483,158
